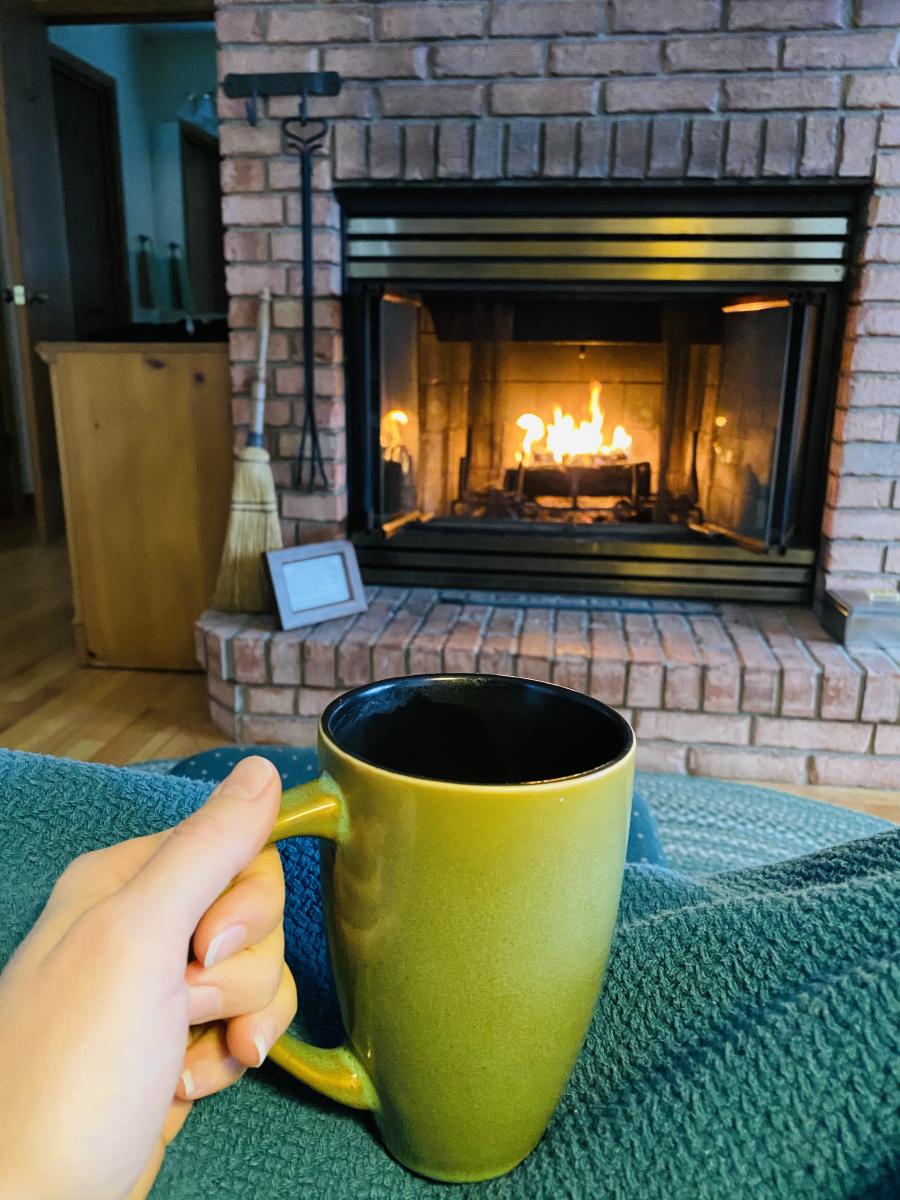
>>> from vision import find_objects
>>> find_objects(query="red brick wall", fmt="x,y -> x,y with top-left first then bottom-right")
216,0 -> 900,597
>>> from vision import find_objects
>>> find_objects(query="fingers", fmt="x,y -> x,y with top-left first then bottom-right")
176,1022 -> 246,1102
123,757 -> 282,939
125,1098 -> 193,1198
162,1096 -> 193,1144
125,1137 -> 165,1200
185,925 -> 285,1023
227,963 -> 298,1069
174,968 -> 298,1101
191,845 -> 285,970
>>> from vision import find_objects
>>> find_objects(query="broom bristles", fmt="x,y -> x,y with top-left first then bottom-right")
213,446 -> 283,613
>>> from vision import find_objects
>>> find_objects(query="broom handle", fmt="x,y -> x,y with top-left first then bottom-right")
247,287 -> 272,449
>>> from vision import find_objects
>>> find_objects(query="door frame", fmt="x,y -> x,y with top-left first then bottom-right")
35,1 -> 213,22
0,248 -> 24,516
50,45 -> 131,332
0,9 -> 73,543
0,2 -> 213,540
179,118 -> 220,161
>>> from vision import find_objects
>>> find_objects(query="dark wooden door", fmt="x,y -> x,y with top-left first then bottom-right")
0,1 -> 75,543
180,123 -> 227,315
51,52 -> 129,339
0,295 -> 22,516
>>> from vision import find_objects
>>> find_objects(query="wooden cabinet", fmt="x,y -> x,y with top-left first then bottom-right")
38,343 -> 232,670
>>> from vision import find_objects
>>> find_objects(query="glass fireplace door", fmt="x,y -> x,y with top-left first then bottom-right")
696,298 -> 818,552
373,288 -> 820,553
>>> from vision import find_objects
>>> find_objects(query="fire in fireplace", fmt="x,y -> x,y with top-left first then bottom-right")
500,379 -> 639,522
344,189 -> 853,602
376,291 -> 801,537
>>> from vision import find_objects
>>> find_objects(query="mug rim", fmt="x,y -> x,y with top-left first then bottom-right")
320,673 -> 636,788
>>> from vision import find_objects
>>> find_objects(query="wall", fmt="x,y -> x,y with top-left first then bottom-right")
141,25 -> 219,301
49,22 -> 218,322
216,0 -> 900,602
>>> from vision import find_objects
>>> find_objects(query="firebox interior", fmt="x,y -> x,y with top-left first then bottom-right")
377,290 -> 799,545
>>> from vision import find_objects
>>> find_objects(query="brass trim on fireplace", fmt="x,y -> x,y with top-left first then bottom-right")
351,239 -> 844,260
347,217 -> 850,236
348,260 -> 844,283
346,212 -> 849,285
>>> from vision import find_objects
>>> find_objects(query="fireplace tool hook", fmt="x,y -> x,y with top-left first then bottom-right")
282,94 -> 330,492
223,70 -> 342,494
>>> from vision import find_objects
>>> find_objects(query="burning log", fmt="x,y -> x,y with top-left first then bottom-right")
503,462 -> 651,504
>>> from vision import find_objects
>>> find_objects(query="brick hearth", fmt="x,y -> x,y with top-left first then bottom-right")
197,595 -> 900,788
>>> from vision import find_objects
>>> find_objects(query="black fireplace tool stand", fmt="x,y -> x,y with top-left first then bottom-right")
224,71 -> 342,492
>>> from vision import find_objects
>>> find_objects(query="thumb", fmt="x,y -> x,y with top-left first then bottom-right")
124,756 -> 281,937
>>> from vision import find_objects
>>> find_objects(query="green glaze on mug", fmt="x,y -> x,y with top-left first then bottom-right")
265,674 -> 635,1183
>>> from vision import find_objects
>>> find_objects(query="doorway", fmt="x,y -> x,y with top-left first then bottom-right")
181,122 -> 227,316
51,50 -> 130,339
0,12 -> 221,544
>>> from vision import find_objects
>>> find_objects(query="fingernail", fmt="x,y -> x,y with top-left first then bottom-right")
180,1057 -> 242,1100
219,756 -> 276,801
204,924 -> 247,969
253,1019 -> 279,1068
188,985 -> 223,1024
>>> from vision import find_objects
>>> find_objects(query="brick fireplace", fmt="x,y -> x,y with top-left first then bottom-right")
202,0 -> 900,786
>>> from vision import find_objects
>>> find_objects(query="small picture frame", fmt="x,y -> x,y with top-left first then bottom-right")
266,540 -> 368,631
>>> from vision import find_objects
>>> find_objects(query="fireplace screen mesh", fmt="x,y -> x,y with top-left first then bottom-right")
377,291 -> 808,547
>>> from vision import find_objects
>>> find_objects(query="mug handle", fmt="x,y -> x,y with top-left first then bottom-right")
263,772 -> 379,1112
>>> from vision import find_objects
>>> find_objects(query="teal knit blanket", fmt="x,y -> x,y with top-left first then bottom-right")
1,749 -> 898,1198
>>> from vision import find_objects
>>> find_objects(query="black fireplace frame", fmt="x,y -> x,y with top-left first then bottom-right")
339,185 -> 860,603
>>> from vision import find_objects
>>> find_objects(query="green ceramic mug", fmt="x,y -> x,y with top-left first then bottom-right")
266,673 -> 635,1183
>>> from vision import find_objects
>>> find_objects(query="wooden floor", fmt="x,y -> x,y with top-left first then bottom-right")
0,517 -> 226,764
1,516 -> 897,823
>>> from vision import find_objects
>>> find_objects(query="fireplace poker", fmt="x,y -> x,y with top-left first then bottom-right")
223,71 -> 343,493
282,92 -> 329,492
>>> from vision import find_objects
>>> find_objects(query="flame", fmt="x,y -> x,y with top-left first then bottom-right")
516,412 -> 545,462
516,381 -> 632,465
381,408 -> 409,452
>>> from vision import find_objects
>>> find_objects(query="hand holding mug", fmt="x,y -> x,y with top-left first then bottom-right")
0,757 -> 295,1200
0,674 -> 635,1194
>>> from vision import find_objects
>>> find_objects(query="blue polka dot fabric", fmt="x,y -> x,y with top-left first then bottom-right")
626,787 -> 666,866
171,746 -> 666,868
174,746 -> 320,792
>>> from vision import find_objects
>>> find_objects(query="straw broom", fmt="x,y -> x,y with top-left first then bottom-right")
213,287 -> 283,612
